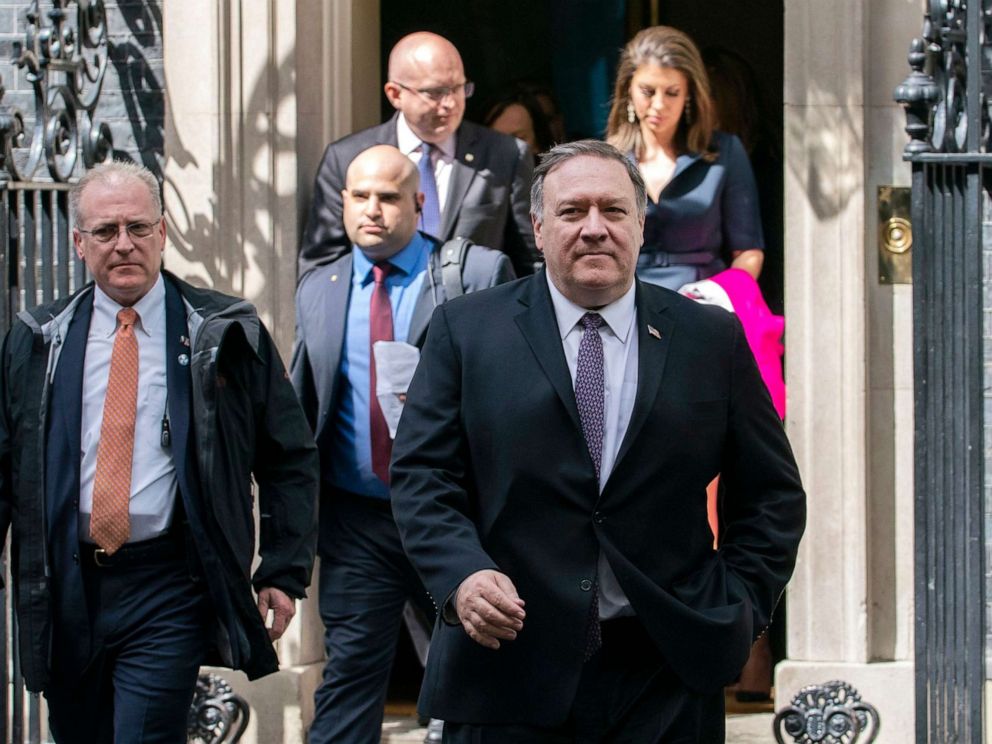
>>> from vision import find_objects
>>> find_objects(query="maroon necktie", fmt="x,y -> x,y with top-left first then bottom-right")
370,262 -> 394,484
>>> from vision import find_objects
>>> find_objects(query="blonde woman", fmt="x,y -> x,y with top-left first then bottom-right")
606,26 -> 764,290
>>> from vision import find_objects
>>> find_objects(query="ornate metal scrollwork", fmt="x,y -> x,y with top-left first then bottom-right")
0,0 -> 114,182
187,673 -> 250,744
894,0 -> 992,155
773,680 -> 880,744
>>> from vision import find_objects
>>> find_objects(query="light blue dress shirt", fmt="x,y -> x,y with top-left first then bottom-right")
79,274 -> 177,542
327,234 -> 430,499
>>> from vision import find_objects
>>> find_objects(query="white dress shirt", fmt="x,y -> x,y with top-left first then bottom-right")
546,274 -> 639,619
396,113 -> 456,213
79,274 -> 177,543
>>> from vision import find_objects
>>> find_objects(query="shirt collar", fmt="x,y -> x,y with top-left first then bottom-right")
396,114 -> 456,161
545,272 -> 637,344
92,273 -> 165,339
352,232 -> 431,285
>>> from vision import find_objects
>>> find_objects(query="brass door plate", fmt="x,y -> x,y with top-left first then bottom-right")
878,186 -> 912,284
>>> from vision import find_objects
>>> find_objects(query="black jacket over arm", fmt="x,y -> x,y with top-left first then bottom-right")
390,272 -> 805,726
0,273 -> 318,691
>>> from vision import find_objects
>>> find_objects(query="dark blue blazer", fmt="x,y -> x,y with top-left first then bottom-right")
45,278 -> 224,677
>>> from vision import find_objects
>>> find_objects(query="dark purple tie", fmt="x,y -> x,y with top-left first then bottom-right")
370,262 -> 394,484
575,312 -> 604,659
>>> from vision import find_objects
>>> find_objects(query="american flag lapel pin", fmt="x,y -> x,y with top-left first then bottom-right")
647,325 -> 662,340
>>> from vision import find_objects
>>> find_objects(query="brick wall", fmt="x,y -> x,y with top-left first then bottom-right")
0,0 -> 163,178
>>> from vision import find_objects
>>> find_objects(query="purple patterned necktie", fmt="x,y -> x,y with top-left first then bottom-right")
417,142 -> 442,238
575,312 -> 605,477
575,312 -> 604,659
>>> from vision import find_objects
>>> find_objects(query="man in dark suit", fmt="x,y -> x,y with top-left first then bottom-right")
0,162 -> 319,743
298,31 -> 537,281
391,140 -> 806,743
291,145 -> 513,743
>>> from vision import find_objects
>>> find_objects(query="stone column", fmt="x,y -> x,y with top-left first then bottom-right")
163,1 -> 379,741
776,1 -> 919,741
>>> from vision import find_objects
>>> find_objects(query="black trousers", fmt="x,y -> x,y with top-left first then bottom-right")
310,490 -> 437,744
443,617 -> 725,744
45,535 -> 211,744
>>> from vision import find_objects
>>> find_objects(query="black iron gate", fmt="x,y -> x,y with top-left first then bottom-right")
895,2 -> 991,742
0,1 -> 113,741
0,180 -> 82,744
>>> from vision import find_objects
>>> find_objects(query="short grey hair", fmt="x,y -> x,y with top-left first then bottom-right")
529,139 -> 648,223
70,160 -> 163,226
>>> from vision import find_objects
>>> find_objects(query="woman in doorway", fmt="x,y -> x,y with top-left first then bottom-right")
605,25 -> 764,290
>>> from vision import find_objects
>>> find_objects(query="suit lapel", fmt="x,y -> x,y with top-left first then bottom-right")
612,282 -> 675,471
164,278 -> 193,502
312,254 -> 354,436
408,279 -> 435,348
58,292 -> 92,479
440,125 -> 482,240
514,272 -> 582,432
407,238 -> 446,346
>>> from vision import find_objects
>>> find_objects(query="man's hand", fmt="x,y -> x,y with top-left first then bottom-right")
454,569 -> 526,650
257,587 -> 296,641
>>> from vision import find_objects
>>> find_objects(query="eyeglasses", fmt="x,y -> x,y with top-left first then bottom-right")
392,80 -> 475,103
78,217 -> 162,244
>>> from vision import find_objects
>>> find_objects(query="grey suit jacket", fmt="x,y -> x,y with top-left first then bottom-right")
290,233 -> 515,483
298,114 -> 538,281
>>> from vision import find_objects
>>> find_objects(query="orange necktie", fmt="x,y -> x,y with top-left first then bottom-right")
89,307 -> 139,554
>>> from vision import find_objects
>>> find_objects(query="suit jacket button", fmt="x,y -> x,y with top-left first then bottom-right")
593,512 -> 603,524
579,579 -> 593,591
72,553 -> 79,564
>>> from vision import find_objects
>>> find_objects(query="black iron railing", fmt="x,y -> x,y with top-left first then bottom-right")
895,1 -> 992,742
0,1 -> 112,741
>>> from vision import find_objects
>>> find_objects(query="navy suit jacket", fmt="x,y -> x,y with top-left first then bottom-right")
298,115 -> 537,279
391,272 -> 806,725
46,278 -> 223,677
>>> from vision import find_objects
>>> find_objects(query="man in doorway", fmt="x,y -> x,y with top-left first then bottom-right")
391,140 -> 806,742
299,31 -> 538,280
292,145 -> 513,743
0,161 -> 318,742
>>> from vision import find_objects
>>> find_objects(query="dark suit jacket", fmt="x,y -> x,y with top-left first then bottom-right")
390,271 -> 806,726
45,279 -> 224,675
0,273 -> 318,690
291,234 -> 514,532
298,114 -> 537,280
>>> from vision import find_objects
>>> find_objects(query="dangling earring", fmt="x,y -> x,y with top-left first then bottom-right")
627,101 -> 636,124
684,96 -> 693,126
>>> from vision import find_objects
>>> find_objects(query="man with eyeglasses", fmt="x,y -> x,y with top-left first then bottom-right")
299,31 -> 539,282
0,161 -> 319,742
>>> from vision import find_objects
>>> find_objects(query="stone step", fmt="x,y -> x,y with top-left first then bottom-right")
381,713 -> 776,743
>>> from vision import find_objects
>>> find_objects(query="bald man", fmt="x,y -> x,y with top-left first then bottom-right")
299,32 -> 538,282
291,145 -> 514,744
